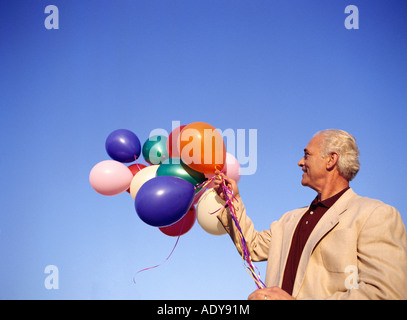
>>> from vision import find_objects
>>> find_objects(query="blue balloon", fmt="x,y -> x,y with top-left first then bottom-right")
105,129 -> 141,163
135,176 -> 195,227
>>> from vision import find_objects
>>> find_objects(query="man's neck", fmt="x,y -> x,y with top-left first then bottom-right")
317,179 -> 349,202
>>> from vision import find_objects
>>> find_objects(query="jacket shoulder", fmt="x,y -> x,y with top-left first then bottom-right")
341,190 -> 402,228
348,191 -> 396,212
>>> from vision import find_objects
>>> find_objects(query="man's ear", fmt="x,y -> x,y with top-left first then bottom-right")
326,152 -> 339,171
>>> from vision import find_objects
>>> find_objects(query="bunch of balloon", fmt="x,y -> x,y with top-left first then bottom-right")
89,123 -> 242,238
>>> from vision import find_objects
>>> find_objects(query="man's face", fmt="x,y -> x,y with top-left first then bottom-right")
298,134 -> 328,192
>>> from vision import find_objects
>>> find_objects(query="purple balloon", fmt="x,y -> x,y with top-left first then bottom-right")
135,176 -> 195,227
105,129 -> 141,163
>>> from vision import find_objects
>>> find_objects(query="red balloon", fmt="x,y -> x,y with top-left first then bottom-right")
167,125 -> 186,158
126,163 -> 147,193
159,206 -> 196,237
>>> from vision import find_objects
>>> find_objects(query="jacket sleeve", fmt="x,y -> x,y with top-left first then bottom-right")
217,195 -> 271,262
325,204 -> 407,300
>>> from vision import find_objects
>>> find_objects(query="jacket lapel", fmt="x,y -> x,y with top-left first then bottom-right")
291,189 -> 356,297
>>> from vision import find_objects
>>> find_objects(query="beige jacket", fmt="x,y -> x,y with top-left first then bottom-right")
217,189 -> 407,299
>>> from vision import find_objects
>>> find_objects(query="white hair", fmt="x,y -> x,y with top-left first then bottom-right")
315,129 -> 360,181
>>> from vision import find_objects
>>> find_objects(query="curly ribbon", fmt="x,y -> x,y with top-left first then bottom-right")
133,215 -> 186,285
197,172 -> 266,289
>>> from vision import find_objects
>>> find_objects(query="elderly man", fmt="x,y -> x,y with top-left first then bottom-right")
214,129 -> 407,300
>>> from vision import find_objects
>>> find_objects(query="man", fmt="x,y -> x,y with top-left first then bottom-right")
214,129 -> 407,300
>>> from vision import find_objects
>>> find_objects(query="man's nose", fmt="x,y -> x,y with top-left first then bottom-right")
298,157 -> 305,167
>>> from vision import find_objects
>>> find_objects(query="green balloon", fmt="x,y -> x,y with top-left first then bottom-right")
157,158 -> 206,191
142,135 -> 169,165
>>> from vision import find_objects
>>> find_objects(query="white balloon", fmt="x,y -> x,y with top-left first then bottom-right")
196,188 -> 227,236
129,165 -> 159,200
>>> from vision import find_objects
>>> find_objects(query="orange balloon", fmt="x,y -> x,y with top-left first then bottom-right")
179,122 -> 226,174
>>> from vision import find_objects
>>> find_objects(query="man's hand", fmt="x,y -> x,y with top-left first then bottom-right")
248,287 -> 295,300
213,171 -> 239,200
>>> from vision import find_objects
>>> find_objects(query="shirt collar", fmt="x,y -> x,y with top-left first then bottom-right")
311,187 -> 350,209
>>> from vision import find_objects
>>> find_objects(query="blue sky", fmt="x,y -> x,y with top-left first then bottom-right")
1,0 -> 407,299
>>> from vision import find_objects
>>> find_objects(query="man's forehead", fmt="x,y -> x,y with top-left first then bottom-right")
305,135 -> 323,151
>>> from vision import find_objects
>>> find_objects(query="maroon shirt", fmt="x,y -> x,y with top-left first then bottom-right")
281,188 -> 349,295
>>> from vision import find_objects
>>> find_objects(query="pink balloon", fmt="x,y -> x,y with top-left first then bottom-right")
204,153 -> 241,186
89,160 -> 133,196
224,153 -> 241,183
